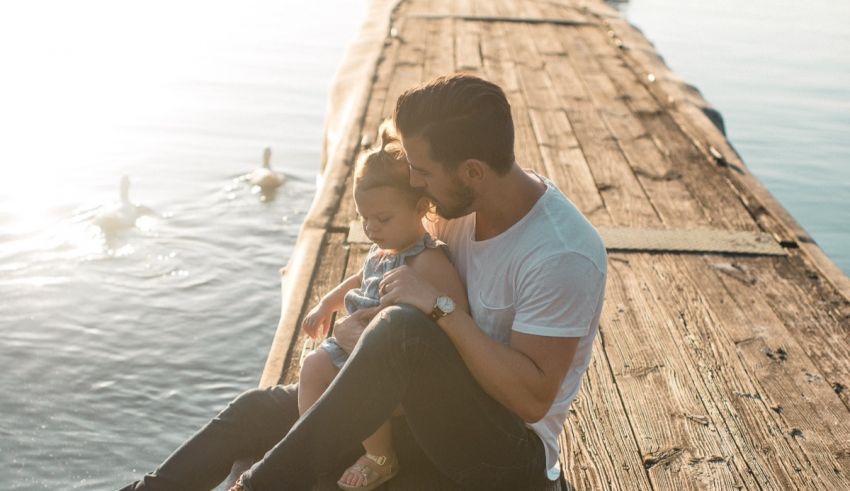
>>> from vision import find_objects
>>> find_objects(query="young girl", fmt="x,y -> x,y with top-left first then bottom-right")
297,122 -> 468,491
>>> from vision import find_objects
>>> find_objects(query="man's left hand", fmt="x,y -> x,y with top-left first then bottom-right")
378,265 -> 438,314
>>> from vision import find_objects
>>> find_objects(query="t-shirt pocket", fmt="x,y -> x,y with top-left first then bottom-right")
473,290 -> 515,344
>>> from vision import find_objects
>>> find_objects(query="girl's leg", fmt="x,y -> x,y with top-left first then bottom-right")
338,420 -> 397,488
297,349 -> 339,415
239,305 -> 547,491
361,421 -> 395,458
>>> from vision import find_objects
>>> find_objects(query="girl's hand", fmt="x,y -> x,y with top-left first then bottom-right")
301,302 -> 334,340
333,306 -> 380,352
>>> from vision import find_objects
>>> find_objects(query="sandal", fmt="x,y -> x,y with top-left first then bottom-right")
337,453 -> 400,491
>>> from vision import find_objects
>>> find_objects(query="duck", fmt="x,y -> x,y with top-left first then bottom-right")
249,147 -> 284,192
93,175 -> 153,233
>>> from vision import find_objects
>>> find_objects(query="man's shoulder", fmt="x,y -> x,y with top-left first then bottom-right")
426,213 -> 473,242
519,186 -> 607,272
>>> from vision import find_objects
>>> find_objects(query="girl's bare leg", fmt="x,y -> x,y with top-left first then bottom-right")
362,421 -> 395,458
298,349 -> 339,415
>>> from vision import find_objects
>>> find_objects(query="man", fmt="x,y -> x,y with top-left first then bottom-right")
122,74 -> 606,491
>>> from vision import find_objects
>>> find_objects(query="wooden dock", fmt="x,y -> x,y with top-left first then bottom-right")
258,0 -> 850,489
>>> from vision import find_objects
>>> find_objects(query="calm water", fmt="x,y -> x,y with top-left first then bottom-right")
1,1 -> 848,490
0,1 -> 367,489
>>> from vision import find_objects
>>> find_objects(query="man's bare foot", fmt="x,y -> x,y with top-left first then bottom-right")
337,453 -> 399,491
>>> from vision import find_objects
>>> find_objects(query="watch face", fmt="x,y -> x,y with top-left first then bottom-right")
436,295 -> 455,314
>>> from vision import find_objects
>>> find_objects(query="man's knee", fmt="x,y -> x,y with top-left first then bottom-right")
222,386 -> 293,426
361,304 -> 439,348
224,388 -> 273,418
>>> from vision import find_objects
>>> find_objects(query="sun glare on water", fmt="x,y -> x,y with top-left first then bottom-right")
0,1 -> 239,257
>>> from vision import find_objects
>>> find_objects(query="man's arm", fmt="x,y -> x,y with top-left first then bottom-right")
379,253 -> 603,423
437,311 -> 578,423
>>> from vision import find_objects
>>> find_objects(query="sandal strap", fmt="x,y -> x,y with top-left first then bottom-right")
365,453 -> 388,466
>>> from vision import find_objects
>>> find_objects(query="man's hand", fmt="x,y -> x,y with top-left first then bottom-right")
301,302 -> 334,340
378,265 -> 439,314
333,306 -> 380,352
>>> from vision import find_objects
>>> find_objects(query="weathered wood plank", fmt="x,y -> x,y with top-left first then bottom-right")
512,0 -> 545,19
454,0 -> 474,17
646,255 -> 839,488
572,25 -> 760,233
527,108 -> 613,226
479,21 -> 547,177
404,0 -> 449,17
534,0 -> 591,24
478,21 -> 520,94
422,17 -> 455,80
754,254 -> 850,411
513,26 -> 611,224
507,22 -> 659,227
552,25 -> 709,229
561,333 -> 653,490
455,28 -> 482,71
280,232 -> 350,385
603,253 -> 756,489
455,19 -> 483,74
381,17 -> 428,118
472,0 -> 499,17
262,227 -> 327,388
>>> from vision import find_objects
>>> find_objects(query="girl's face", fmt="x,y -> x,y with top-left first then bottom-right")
354,185 -> 427,252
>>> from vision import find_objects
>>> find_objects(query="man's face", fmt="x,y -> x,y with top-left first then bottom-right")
400,135 -> 475,219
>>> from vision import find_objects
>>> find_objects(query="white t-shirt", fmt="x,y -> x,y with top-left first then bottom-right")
426,175 -> 607,481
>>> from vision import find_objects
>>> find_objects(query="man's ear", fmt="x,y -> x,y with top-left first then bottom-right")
461,159 -> 487,182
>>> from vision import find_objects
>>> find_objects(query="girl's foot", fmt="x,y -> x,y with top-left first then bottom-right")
337,453 -> 399,491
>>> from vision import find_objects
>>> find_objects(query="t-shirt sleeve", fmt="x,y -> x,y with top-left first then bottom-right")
512,252 -> 606,338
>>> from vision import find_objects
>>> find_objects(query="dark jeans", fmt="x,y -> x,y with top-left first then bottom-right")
122,305 -> 548,491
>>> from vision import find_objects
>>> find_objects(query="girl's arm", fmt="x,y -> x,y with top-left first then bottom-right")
302,270 -> 362,339
320,270 -> 363,312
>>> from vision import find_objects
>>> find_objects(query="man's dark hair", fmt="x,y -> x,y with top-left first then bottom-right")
393,73 -> 515,175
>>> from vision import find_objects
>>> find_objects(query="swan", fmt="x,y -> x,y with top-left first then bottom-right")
249,147 -> 284,191
93,176 -> 153,233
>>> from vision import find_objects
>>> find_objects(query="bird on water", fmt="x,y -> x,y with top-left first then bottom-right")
249,147 -> 285,192
93,175 -> 154,233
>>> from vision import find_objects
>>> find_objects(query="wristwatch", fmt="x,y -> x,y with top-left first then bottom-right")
429,295 -> 456,322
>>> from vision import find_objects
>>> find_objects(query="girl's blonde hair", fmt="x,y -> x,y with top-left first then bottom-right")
354,120 -> 425,207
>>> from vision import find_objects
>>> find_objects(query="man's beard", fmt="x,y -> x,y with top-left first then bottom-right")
429,182 -> 475,219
